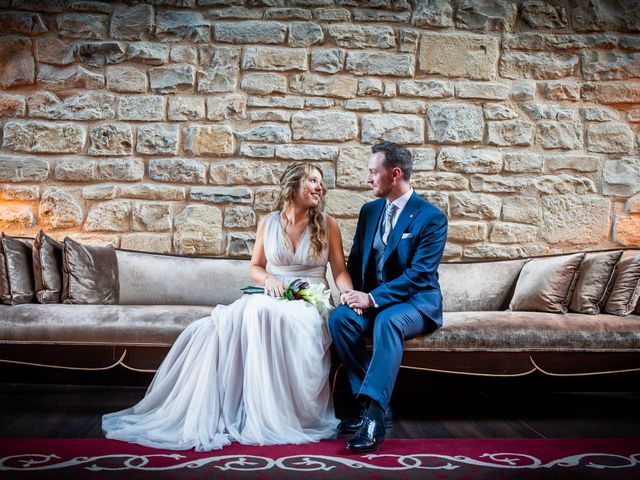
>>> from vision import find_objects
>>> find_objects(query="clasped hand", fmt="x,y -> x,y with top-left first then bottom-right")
340,289 -> 371,316
264,276 -> 285,297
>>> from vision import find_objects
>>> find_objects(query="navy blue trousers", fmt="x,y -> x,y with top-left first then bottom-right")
329,303 -> 429,410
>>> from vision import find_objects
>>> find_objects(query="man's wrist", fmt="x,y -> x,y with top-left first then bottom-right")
368,293 -> 378,309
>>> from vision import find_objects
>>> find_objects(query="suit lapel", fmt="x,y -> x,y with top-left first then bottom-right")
383,192 -> 422,264
361,199 -> 386,276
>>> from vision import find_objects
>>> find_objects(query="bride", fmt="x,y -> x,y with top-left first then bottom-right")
102,162 -> 355,451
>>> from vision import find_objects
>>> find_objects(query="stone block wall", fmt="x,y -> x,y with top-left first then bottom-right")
0,0 -> 639,260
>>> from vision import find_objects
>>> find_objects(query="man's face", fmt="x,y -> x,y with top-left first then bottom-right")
367,152 -> 394,198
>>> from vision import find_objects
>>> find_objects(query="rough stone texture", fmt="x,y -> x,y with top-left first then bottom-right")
39,188 -> 83,229
190,186 -> 252,204
87,124 -> 132,156
132,202 -> 172,232
149,64 -> 195,93
361,113 -> 424,144
502,196 -> 541,225
174,205 -> 223,255
137,124 -> 179,155
419,32 -> 499,80
503,152 -> 543,173
327,24 -> 395,49
448,221 -> 487,242
127,42 -> 169,65
0,2 -> 637,258
184,125 -> 235,156
106,66 -> 147,93
226,232 -> 255,257
27,92 -> 115,121
487,120 -> 534,146
427,103 -> 484,144
290,74 -> 357,99
98,157 -> 144,182
224,205 -> 256,228
242,47 -> 307,71
121,233 -> 172,253
455,0 -> 518,31
111,3 -> 153,40
85,200 -> 131,232
586,123 -> 634,154
450,192 -> 501,220
149,158 -> 207,184
241,73 -> 286,95
500,52 -> 580,79
346,52 -> 414,77
118,95 -> 164,121
210,160 -> 286,185
0,205 -> 36,229
292,111 -> 357,141
0,36 -> 35,88
207,94 -> 246,121
168,97 -> 205,121
615,215 -> 640,247
3,121 -> 84,153
438,147 -> 502,174
603,157 -> 640,196
539,196 -> 611,245
490,222 -> 537,243
55,157 -> 98,182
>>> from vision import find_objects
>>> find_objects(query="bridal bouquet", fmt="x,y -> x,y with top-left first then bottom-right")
242,279 -> 333,316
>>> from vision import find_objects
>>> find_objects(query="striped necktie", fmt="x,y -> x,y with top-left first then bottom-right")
381,202 -> 397,245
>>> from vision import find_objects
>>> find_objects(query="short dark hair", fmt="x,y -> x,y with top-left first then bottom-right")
371,141 -> 413,181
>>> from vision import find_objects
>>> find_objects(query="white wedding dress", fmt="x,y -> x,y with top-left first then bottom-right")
103,212 -> 339,451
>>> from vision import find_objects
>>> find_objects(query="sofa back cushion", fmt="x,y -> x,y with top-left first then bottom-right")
0,235 -> 35,305
569,250 -> 623,314
439,258 -> 527,312
603,254 -> 640,316
509,253 -> 585,313
32,230 -> 64,304
117,250 -> 251,306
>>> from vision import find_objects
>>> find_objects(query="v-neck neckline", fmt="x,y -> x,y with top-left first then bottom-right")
279,212 -> 309,255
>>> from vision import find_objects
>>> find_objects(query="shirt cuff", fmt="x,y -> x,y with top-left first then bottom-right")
368,293 -> 379,309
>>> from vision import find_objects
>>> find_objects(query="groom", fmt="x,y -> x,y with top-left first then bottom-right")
329,141 -> 448,452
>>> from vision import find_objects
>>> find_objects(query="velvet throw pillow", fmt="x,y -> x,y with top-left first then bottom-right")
32,230 -> 64,304
603,256 -> 640,316
62,237 -> 119,305
569,250 -> 623,314
509,253 -> 585,313
0,234 -> 35,305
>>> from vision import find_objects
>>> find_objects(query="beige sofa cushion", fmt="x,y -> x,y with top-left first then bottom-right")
569,250 -> 622,314
604,256 -> 640,316
62,238 -> 119,305
509,253 -> 584,313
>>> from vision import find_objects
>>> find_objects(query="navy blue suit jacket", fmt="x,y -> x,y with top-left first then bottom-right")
347,192 -> 448,329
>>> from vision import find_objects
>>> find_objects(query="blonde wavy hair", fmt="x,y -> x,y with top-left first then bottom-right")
275,162 -> 327,257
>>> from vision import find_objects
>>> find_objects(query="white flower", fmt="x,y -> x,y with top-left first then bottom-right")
299,283 -> 333,316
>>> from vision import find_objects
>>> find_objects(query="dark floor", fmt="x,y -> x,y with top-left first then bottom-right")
1,367 -> 639,439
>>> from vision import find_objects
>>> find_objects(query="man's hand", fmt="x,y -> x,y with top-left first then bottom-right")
341,289 -> 372,314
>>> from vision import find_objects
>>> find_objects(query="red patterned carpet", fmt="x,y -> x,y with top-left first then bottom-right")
1,438 -> 639,479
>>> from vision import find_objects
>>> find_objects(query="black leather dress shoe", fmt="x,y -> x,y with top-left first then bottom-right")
346,415 -> 385,452
338,408 -> 393,434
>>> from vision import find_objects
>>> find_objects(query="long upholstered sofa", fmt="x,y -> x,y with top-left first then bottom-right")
1,248 -> 639,379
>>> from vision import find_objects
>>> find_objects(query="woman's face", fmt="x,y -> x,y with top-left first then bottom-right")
293,169 -> 324,208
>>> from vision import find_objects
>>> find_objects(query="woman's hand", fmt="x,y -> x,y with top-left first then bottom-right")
264,275 -> 285,298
